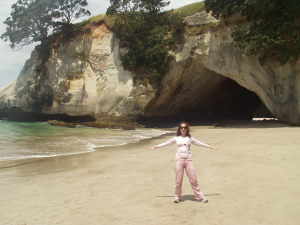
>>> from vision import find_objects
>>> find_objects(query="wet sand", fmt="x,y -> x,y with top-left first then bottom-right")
0,121 -> 300,225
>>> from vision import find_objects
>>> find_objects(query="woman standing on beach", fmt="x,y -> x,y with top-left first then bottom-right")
152,122 -> 217,203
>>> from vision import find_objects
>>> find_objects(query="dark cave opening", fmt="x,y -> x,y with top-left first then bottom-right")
139,77 -> 274,127
180,78 -> 274,121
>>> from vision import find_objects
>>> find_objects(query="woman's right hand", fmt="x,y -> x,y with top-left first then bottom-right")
152,145 -> 157,150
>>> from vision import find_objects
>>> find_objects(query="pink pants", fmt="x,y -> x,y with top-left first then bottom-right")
174,157 -> 204,200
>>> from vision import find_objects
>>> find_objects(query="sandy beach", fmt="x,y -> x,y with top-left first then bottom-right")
0,121 -> 300,225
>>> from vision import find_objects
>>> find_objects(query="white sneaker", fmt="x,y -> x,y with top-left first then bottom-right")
174,199 -> 180,203
197,197 -> 208,203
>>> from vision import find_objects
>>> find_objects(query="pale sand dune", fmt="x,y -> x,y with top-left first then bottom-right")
0,122 -> 300,225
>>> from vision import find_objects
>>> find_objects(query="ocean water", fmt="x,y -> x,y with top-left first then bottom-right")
0,120 -> 170,162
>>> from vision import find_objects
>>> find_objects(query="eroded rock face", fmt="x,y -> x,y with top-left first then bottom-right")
0,24 -> 154,119
0,80 -> 15,110
200,23 -> 300,124
184,11 -> 218,26
145,11 -> 299,124
0,11 -> 299,125
144,38 -> 262,121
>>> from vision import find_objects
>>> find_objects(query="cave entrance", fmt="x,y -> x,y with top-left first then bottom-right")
178,77 -> 274,122
143,65 -> 275,125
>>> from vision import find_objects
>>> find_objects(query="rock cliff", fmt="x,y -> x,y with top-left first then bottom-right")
146,12 -> 300,125
0,10 -> 299,125
0,24 -> 154,120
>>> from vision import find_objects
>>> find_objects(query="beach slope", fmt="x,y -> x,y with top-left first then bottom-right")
0,122 -> 299,225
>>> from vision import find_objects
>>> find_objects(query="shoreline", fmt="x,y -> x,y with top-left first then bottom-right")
0,127 -> 175,170
0,119 -> 292,172
0,119 -> 288,170
1,120 -> 299,225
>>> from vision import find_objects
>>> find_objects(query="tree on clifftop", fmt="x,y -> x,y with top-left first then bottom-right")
204,0 -> 300,63
106,0 -> 183,85
1,0 -> 90,49
54,0 -> 91,26
1,0 -> 56,48
106,0 -> 170,15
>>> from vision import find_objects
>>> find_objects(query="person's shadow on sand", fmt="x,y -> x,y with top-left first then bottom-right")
156,194 -> 220,202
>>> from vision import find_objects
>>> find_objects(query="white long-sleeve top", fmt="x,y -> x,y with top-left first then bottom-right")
156,136 -> 211,159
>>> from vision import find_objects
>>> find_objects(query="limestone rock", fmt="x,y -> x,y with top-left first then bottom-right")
47,120 -> 77,128
146,10 -> 300,124
0,80 -> 16,110
0,10 -> 299,125
184,11 -> 218,26
1,23 -> 154,119
200,26 -> 300,124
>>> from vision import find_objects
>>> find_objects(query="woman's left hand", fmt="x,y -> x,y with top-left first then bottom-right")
210,146 -> 217,150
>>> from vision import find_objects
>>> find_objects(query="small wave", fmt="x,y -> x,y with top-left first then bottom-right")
0,126 -> 172,162
0,148 -> 96,162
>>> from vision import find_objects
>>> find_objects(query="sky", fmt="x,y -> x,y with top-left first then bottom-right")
0,0 -> 202,87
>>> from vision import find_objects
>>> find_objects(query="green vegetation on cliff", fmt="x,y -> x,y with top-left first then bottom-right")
1,0 -> 90,48
102,1 -> 208,85
112,12 -> 183,85
205,0 -> 300,63
106,0 -> 186,85
173,2 -> 204,17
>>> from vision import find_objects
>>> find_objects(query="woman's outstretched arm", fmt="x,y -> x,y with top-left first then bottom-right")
190,137 -> 217,150
152,137 -> 176,150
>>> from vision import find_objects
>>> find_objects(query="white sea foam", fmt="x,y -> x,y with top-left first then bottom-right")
0,149 -> 97,162
0,121 -> 172,162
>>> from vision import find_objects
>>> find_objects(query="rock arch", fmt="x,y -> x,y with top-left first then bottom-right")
144,57 -> 272,122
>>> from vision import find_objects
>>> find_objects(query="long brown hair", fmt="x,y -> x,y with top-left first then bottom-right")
176,121 -> 191,137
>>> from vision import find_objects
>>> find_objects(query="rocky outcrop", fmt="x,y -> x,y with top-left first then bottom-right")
200,19 -> 300,125
184,11 -> 218,25
0,24 -> 154,121
0,80 -> 16,109
47,116 -> 139,129
145,12 -> 299,124
0,10 -> 299,125
144,51 -> 262,121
